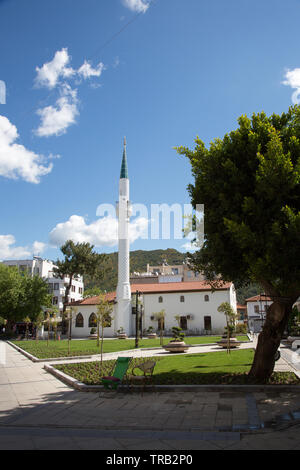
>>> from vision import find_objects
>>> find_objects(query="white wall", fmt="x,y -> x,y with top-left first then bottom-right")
142,289 -> 232,335
71,304 -> 115,338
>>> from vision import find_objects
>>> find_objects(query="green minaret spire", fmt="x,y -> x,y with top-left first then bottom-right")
120,136 -> 128,179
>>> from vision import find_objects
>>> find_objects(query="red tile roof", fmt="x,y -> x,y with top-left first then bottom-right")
236,303 -> 247,309
70,281 -> 232,306
245,294 -> 272,302
130,280 -> 231,294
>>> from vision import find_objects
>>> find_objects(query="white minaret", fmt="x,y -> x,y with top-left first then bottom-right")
115,137 -> 132,335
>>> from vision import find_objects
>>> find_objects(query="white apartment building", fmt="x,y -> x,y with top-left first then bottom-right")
2,256 -> 84,311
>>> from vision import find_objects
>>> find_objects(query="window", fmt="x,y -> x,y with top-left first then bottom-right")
158,296 -> 163,303
88,313 -> 97,328
54,283 -> 59,291
254,305 -> 259,313
173,268 -> 178,275
71,285 -> 76,292
48,283 -> 53,292
180,295 -> 185,303
204,295 -> 209,302
204,316 -> 212,331
75,313 -> 84,328
78,287 -> 83,294
52,297 -> 58,305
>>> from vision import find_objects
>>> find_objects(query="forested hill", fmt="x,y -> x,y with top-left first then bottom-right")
84,248 -> 186,293
83,248 -> 260,303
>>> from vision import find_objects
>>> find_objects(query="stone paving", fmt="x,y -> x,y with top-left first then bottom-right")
0,340 -> 300,450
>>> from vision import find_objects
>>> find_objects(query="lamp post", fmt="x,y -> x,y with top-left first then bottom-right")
135,290 -> 140,349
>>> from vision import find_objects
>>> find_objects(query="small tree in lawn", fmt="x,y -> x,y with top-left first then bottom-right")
33,312 -> 45,342
153,309 -> 166,346
23,316 -> 31,340
217,302 -> 238,354
65,306 -> 77,355
44,306 -> 59,346
96,294 -> 114,375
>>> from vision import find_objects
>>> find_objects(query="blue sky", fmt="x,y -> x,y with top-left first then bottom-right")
0,0 -> 299,261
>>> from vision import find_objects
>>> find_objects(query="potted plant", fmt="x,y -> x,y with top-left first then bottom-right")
117,327 -> 127,339
163,326 -> 190,353
147,326 -> 157,339
89,327 -> 98,339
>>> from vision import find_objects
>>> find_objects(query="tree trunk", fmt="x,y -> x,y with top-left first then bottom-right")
249,299 -> 293,382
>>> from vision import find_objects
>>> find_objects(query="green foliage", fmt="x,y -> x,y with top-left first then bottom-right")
53,352 -> 300,385
171,326 -> 185,341
235,323 -> 247,334
288,306 -> 300,335
0,264 -> 25,324
236,282 -> 261,304
0,265 -> 50,326
177,106 -> 300,299
84,248 -> 186,292
54,240 -> 107,311
83,286 -> 103,298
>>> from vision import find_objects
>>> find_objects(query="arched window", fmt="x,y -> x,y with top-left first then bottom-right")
75,313 -> 84,328
204,294 -> 209,302
88,312 -> 97,328
158,296 -> 163,303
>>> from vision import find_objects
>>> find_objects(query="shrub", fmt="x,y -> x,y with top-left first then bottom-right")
171,326 -> 185,342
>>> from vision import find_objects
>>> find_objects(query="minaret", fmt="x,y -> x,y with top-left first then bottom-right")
115,137 -> 132,335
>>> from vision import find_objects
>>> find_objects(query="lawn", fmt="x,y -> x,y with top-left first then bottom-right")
11,335 -> 249,359
54,350 -> 300,385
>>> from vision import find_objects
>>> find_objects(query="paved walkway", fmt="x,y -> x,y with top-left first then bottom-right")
0,340 -> 300,450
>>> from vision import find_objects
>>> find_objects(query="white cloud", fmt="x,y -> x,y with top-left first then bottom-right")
0,235 -> 46,260
122,0 -> 150,13
77,60 -> 105,79
35,85 -> 79,137
32,241 -> 47,255
282,68 -> 300,104
35,48 -> 75,89
0,115 -> 53,183
34,50 -> 106,137
49,214 -> 149,248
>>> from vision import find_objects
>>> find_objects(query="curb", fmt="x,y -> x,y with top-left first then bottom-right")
7,341 -> 93,363
44,363 -> 300,393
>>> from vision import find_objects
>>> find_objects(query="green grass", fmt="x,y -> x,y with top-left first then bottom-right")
54,350 -> 300,385
11,335 -> 248,359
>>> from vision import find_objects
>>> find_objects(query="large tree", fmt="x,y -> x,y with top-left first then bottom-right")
177,105 -> 300,382
53,240 -> 107,313
0,264 -> 25,330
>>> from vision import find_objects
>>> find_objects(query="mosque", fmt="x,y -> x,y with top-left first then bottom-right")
69,140 -> 237,338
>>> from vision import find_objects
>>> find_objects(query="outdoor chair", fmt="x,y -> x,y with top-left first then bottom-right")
101,356 -> 132,390
129,360 -> 156,394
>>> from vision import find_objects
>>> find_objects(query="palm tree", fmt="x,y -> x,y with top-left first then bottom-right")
153,309 -> 166,346
96,294 -> 114,375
